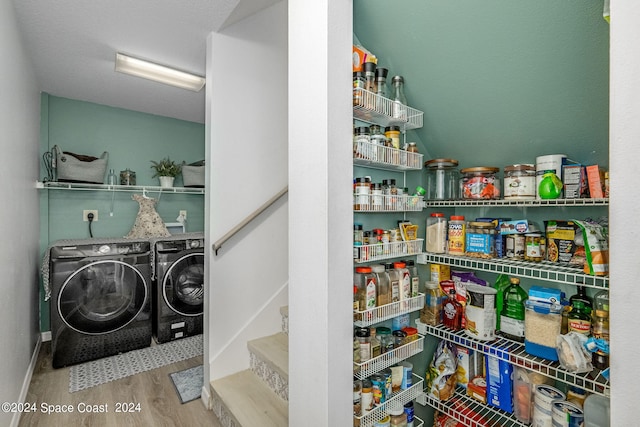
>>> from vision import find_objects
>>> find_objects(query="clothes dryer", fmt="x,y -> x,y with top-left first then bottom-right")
153,234 -> 204,343
49,240 -> 152,368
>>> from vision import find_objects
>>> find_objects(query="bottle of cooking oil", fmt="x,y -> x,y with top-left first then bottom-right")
500,277 -> 528,342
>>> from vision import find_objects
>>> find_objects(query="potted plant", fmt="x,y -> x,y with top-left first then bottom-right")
151,157 -> 182,188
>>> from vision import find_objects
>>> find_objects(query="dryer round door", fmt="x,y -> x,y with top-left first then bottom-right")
162,253 -> 204,316
57,260 -> 148,335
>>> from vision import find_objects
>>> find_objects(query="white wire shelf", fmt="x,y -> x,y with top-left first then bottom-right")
354,293 -> 425,327
416,252 -> 609,290
354,334 -> 425,379
354,374 -> 424,427
355,239 -> 424,264
424,198 -> 608,207
354,141 -> 424,171
353,88 -> 424,130
36,181 -> 205,194
354,194 -> 424,212
415,321 -> 610,396
418,387 -> 528,427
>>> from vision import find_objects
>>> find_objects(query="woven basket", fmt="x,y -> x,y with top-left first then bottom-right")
182,161 -> 205,188
55,145 -> 108,184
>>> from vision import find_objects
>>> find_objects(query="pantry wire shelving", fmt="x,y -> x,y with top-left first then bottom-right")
36,181 -> 205,195
415,321 -> 610,396
355,239 -> 424,264
417,387 -> 528,427
355,374 -> 425,427
424,198 -> 608,208
354,141 -> 424,171
354,194 -> 424,212
354,334 -> 425,379
353,88 -> 424,130
354,293 -> 425,327
416,253 -> 609,290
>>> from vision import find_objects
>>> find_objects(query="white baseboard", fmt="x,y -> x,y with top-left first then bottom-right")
41,331 -> 51,342
11,335 -> 42,427
200,384 -> 212,410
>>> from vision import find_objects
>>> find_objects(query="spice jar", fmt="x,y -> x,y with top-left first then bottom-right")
504,164 -> 536,200
460,167 -> 501,199
377,327 -> 394,354
384,126 -> 401,150
361,379 -> 374,413
465,221 -> 497,258
388,402 -> 408,426
353,71 -> 365,107
354,177 -> 371,211
355,327 -> 372,362
424,158 -> 459,200
402,326 -> 418,343
353,127 -> 373,161
392,329 -> 407,348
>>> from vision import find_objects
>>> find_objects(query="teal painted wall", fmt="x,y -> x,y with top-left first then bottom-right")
39,94 -> 205,331
354,2 -> 609,424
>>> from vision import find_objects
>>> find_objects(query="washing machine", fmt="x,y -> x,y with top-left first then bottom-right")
153,233 -> 204,343
49,240 -> 152,368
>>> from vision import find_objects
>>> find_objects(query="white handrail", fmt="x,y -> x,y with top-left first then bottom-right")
212,186 -> 288,255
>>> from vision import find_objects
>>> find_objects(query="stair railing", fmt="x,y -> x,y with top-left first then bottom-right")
212,186 -> 288,255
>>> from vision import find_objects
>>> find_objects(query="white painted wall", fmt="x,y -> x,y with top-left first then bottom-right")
0,2 -> 42,427
609,1 -> 640,425
289,0 -> 353,424
206,1 -> 288,381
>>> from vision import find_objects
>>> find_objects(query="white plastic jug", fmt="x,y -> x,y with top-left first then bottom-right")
583,393 -> 610,427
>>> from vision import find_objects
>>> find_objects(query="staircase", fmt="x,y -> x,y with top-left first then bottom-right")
210,306 -> 289,426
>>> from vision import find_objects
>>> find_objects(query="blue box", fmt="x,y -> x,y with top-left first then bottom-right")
486,355 -> 513,413
528,286 -> 563,304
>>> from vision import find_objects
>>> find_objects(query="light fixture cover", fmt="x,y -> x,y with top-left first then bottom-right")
115,53 -> 205,92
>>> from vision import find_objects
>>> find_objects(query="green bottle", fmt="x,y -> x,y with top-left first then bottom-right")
500,277 -> 528,342
493,274 -> 511,330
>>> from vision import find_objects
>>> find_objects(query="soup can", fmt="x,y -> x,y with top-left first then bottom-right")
551,400 -> 584,427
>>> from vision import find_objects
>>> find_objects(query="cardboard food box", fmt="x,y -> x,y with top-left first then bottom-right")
545,220 -> 580,264
586,165 -> 606,199
498,220 -> 538,235
467,376 -> 487,403
562,159 -> 589,199
486,355 -> 513,413
456,346 -> 484,389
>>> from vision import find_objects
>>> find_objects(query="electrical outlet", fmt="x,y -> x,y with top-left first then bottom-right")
83,210 -> 98,222
179,210 -> 187,219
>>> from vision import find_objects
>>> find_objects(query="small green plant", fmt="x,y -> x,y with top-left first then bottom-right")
150,157 -> 182,178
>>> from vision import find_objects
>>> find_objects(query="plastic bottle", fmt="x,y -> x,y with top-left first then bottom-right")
391,75 -> 408,121
107,168 -> 117,185
394,261 -> 411,304
447,215 -> 466,255
404,259 -> 420,297
500,277 -> 528,341
442,289 -> 463,330
388,401 -> 408,426
421,281 -> 442,326
386,262 -> 401,303
371,264 -> 391,307
426,212 -> 447,253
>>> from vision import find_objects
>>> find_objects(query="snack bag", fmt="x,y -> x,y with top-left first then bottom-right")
573,219 -> 609,276
426,340 -> 458,401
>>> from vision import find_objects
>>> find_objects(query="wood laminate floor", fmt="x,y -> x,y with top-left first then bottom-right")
18,341 -> 223,427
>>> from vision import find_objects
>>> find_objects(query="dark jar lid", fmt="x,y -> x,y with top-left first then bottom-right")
384,126 -> 401,133
355,327 -> 371,338
354,126 -> 370,135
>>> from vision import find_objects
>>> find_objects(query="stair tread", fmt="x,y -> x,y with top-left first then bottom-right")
211,369 -> 288,427
248,332 -> 288,378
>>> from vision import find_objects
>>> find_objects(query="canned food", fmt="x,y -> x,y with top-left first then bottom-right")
506,234 -> 526,259
460,167 -> 501,199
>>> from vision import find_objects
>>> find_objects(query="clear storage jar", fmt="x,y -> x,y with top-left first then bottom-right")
504,164 -> 536,200
424,158 -> 459,200
460,166 -> 501,199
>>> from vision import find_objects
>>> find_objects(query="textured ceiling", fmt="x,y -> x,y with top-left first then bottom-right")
11,0 -> 279,124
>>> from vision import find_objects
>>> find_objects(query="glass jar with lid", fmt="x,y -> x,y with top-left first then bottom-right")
504,164 -> 536,200
424,158 -> 459,200
465,221 -> 497,258
460,166 -> 501,199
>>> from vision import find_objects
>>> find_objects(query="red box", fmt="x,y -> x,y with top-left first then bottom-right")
586,165 -> 605,198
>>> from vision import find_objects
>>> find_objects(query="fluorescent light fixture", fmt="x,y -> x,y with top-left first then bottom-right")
115,53 -> 205,92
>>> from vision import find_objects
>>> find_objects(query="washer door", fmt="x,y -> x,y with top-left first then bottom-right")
162,253 -> 204,316
57,260 -> 148,335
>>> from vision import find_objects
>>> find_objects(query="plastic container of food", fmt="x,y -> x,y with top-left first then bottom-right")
524,300 -> 563,361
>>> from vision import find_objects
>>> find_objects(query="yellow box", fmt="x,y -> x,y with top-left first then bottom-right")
429,263 -> 451,284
